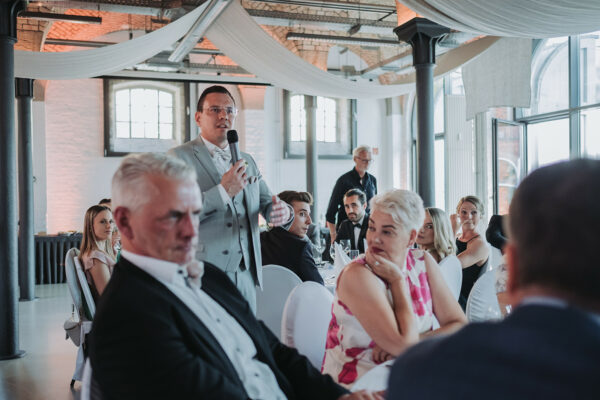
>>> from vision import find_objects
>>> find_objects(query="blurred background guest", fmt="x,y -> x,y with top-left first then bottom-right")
451,195 -> 489,309
98,198 -> 111,209
335,188 -> 369,254
321,190 -> 466,388
416,207 -> 456,263
79,205 -> 117,300
261,191 -> 324,284
326,145 -> 377,243
486,214 -> 507,253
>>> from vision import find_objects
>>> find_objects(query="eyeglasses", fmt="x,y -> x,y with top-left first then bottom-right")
355,157 -> 372,163
202,106 -> 238,116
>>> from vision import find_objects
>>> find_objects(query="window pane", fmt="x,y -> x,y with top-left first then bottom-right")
131,122 -> 144,138
145,123 -> 158,139
159,123 -> 173,139
116,102 -> 129,122
527,118 -> 569,171
581,108 -> 600,158
496,122 -> 523,215
159,106 -> 173,124
434,137 -> 445,210
131,101 -> 144,123
579,31 -> 600,105
116,122 -> 130,138
447,69 -> 464,95
524,37 -> 569,116
434,80 -> 444,134
159,90 -> 173,107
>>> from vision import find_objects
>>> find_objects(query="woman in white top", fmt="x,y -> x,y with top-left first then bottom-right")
79,205 -> 117,300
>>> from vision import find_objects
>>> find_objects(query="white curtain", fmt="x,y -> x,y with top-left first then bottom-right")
14,4 -> 208,80
463,38 -> 532,120
398,0 -> 600,38
205,1 -> 499,99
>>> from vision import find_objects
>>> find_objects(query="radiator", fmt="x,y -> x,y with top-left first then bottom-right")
35,234 -> 83,284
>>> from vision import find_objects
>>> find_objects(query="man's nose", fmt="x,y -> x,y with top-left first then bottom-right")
306,214 -> 312,225
180,213 -> 198,237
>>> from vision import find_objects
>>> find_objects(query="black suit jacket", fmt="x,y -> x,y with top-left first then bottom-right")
89,257 -> 347,400
335,214 -> 369,253
260,228 -> 324,284
486,214 -> 507,251
388,304 -> 600,400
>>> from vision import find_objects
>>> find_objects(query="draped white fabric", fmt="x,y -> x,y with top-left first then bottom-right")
398,0 -> 600,38
463,38 -> 531,120
205,1 -> 499,99
14,4 -> 208,80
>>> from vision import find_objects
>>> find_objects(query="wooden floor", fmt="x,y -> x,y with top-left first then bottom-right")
0,284 -> 81,400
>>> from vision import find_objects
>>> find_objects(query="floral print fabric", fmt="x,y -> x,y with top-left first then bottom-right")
321,249 -> 434,388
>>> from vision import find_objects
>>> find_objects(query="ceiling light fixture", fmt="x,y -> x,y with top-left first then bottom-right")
286,32 -> 399,47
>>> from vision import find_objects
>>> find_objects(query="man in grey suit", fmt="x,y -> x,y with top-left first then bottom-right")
169,85 -> 292,312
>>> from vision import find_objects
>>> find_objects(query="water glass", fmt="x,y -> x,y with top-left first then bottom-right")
339,239 -> 351,253
348,250 -> 359,260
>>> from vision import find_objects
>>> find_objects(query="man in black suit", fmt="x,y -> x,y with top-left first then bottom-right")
89,153 -> 380,400
260,190 -> 324,284
335,188 -> 369,253
388,159 -> 600,400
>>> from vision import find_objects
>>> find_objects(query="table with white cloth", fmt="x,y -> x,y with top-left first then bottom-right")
317,264 -> 337,293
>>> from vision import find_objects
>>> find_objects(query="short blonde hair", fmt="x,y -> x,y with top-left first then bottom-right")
370,189 -> 424,233
353,145 -> 371,158
426,207 -> 456,261
456,195 -> 485,215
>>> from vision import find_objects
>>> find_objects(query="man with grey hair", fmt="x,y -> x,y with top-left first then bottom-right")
89,152 -> 379,400
326,145 -> 377,242
387,159 -> 600,399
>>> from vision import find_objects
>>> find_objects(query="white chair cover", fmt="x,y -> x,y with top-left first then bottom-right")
74,255 -> 96,319
465,269 -> 501,322
281,281 -> 334,369
438,255 -> 462,301
488,244 -> 504,271
256,265 -> 302,340
81,359 -> 92,400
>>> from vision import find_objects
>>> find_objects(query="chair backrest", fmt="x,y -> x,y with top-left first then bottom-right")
65,248 -> 83,320
438,255 -> 462,300
74,255 -> 96,320
256,265 -> 302,339
488,244 -> 504,270
281,281 -> 334,369
465,268 -> 501,322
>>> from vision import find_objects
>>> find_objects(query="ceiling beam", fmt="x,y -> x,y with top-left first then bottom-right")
249,0 -> 396,14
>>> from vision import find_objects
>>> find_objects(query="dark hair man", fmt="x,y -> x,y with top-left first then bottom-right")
387,159 -> 600,400
260,190 -> 324,284
325,145 -> 377,243
169,85 -> 293,312
335,188 -> 369,253
90,152 -> 382,399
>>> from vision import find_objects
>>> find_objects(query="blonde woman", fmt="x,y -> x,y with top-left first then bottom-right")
451,196 -> 489,309
79,205 -> 117,300
321,190 -> 466,388
416,207 -> 456,263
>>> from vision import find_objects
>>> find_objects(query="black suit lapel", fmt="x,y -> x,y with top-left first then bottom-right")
358,215 -> 369,253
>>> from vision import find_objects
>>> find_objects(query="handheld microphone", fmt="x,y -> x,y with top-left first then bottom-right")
227,130 -> 241,164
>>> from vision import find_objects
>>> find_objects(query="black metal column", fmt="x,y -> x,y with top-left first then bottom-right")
0,0 -> 25,360
17,78 -> 35,301
304,95 -> 318,222
395,18 -> 449,207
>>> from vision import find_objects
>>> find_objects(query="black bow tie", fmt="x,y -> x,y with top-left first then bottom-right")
353,223 -> 362,228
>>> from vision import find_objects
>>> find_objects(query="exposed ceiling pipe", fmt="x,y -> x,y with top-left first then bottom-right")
18,11 -> 102,24
250,0 -> 396,14
43,38 -> 224,56
286,32 -> 400,47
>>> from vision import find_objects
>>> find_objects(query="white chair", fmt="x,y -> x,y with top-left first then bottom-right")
488,244 -> 504,270
256,265 -> 302,340
74,254 -> 96,319
81,358 -> 104,400
438,255 -> 462,300
64,248 -> 93,387
465,268 -> 501,322
281,281 -> 333,369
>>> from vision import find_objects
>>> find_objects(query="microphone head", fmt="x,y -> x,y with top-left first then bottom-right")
227,130 -> 239,144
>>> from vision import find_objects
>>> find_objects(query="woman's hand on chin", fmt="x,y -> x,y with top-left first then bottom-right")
368,253 -> 405,284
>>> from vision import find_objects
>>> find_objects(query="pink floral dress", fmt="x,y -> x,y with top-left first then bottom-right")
321,249 -> 434,388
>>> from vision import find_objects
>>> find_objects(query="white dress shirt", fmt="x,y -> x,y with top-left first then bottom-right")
121,250 -> 287,400
353,215 -> 365,250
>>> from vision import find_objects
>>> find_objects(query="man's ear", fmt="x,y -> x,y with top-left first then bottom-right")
194,111 -> 202,127
113,207 -> 133,240
505,242 -> 519,295
407,229 -> 417,248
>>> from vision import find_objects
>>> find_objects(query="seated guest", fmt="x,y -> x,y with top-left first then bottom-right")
90,153 -> 376,400
388,159 -> 600,400
79,205 -> 117,300
335,188 -> 369,253
98,197 -> 111,209
486,214 -> 507,253
322,190 -> 466,388
416,207 -> 456,263
451,195 -> 489,309
260,191 -> 324,284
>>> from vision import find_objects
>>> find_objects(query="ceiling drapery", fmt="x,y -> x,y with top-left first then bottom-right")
205,1 -> 499,99
13,3 -> 208,80
398,0 -> 600,38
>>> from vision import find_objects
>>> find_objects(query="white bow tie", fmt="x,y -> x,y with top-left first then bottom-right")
214,147 -> 231,162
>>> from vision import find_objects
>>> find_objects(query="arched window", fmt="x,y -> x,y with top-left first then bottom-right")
115,87 -> 174,139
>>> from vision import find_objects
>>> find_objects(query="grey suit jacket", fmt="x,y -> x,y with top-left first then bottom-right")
169,137 -> 290,288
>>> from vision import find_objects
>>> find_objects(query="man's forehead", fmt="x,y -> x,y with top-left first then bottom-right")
204,92 -> 234,106
344,195 -> 360,204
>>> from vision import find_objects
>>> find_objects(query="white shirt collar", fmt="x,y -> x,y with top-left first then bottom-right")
120,249 -> 204,285
200,136 -> 228,157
